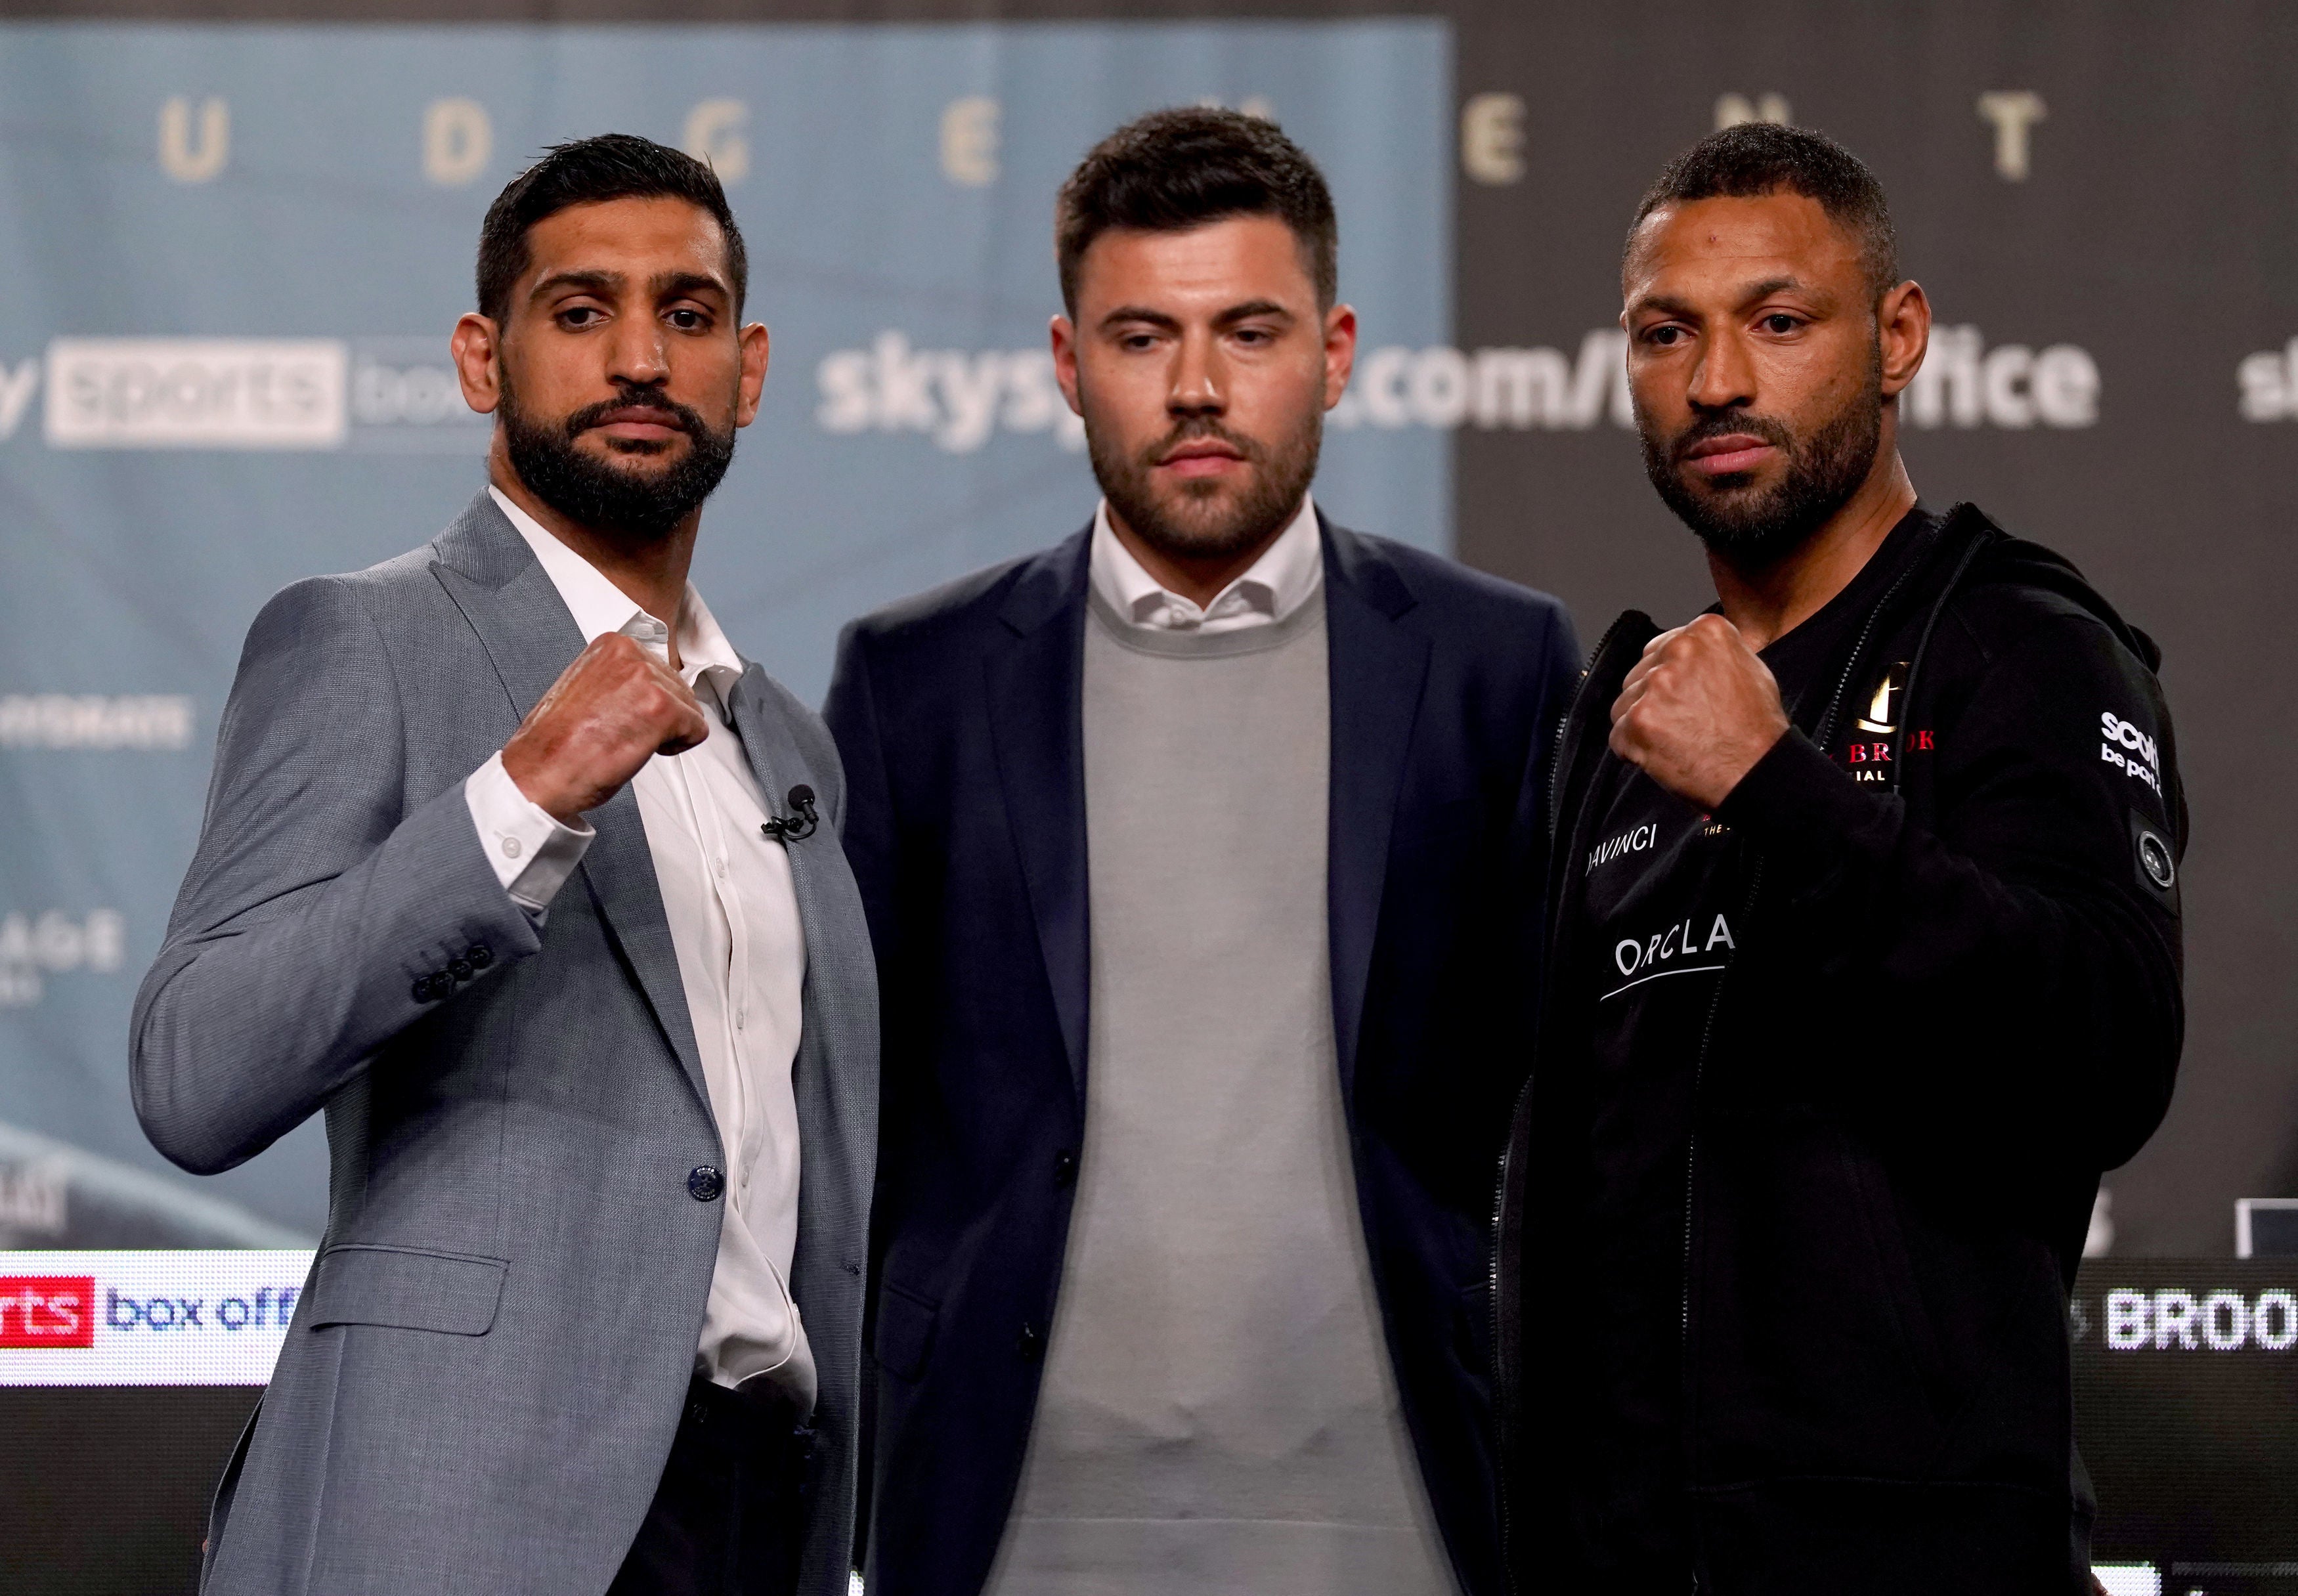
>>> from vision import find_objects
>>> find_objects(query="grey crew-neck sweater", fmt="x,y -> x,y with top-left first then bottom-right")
982,586 -> 1458,1595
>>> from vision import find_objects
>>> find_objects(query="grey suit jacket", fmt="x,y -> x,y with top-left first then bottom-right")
131,491 -> 878,1596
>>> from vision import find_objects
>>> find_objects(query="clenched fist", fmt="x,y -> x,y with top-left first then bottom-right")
1609,613 -> 1792,810
502,634 -> 710,823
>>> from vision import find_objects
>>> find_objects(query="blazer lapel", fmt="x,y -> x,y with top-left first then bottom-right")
983,530 -> 1093,1106
1322,519 -> 1431,1100
428,491 -> 712,1117
722,667 -> 821,934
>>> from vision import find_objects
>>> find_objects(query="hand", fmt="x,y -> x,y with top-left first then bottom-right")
1609,613 -> 1792,810
502,634 -> 709,823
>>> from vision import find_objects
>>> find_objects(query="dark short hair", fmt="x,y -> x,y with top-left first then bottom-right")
476,133 -> 748,326
1056,108 -> 1337,313
1628,122 -> 1899,298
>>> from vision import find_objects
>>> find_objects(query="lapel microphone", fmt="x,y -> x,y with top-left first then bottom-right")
761,784 -> 819,843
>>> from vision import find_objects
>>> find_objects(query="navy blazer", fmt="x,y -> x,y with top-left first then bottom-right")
823,516 -> 1580,1596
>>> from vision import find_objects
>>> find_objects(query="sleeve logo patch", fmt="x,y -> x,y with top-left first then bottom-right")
2136,827 -> 2177,892
2102,710 -> 2165,800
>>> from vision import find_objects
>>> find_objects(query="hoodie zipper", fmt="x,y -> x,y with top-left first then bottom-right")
1671,523 -> 1941,1577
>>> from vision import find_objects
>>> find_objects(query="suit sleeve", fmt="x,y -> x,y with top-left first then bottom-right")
821,622 -> 898,964
1714,610 -> 2183,1172
818,620 -> 899,1576
1523,599 -> 1586,842
1508,601 -> 1584,1025
131,576 -> 542,1175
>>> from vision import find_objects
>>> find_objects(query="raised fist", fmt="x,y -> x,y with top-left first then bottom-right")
1609,613 -> 1792,810
502,633 -> 710,823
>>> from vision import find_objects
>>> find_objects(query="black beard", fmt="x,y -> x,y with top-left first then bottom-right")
498,373 -> 736,543
1638,358 -> 1883,569
1085,395 -> 1322,567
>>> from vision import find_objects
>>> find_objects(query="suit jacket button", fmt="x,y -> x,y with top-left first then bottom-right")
447,959 -> 473,983
1016,1323 -> 1043,1363
466,945 -> 492,970
1052,1151 -> 1077,1188
409,977 -> 434,1003
687,1165 -> 725,1202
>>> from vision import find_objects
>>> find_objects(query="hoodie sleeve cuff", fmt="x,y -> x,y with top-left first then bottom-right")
1714,728 -> 1892,871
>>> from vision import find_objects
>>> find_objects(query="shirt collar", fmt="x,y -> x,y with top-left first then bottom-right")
1087,492 -> 1324,634
488,485 -> 745,701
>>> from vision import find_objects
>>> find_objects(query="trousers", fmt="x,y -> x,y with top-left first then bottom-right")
607,1374 -> 815,1596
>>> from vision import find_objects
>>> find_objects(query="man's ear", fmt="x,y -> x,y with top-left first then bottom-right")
452,313 -> 502,416
1877,279 -> 1930,399
735,321 -> 771,428
1322,303 -> 1359,411
1050,314 -> 1082,417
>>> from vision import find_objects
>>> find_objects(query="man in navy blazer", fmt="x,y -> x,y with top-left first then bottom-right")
825,110 -> 1578,1596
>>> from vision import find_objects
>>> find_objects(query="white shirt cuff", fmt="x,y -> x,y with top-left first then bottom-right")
464,751 -> 593,913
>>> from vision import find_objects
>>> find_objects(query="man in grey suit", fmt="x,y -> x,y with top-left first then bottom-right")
131,135 -> 876,1596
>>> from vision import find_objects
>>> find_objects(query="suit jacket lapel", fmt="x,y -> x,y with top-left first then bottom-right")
984,530 -> 1093,1106
722,667 -> 819,936
428,491 -> 712,1119
1322,518 -> 1431,1100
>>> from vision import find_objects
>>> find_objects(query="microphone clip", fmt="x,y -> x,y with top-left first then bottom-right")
761,784 -> 819,843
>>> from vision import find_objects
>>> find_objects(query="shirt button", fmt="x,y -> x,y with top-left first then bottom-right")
734,1008 -> 746,1031
1015,1323 -> 1044,1363
500,836 -> 522,859
687,1165 -> 724,1203
1052,1150 -> 1077,1188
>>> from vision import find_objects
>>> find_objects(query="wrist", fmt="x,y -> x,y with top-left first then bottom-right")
1714,727 -> 1873,844
1706,718 -> 1794,809
500,744 -> 584,826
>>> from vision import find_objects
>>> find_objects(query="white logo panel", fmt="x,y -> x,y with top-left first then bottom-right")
45,337 -> 347,450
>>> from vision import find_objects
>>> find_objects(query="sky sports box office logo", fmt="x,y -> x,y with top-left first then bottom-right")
0,328 -> 2131,455
0,1251 -> 311,1385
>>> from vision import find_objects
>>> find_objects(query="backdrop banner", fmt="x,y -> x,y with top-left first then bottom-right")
0,17 -> 1450,1240
0,0 -> 2287,1274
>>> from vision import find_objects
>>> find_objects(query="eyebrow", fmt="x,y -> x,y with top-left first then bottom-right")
1214,299 -> 1293,326
1626,290 -> 1701,320
1096,298 -> 1298,333
1741,275 -> 1808,303
530,269 -> 624,302
651,270 -> 729,302
529,268 -> 729,303
1626,275 -> 1827,320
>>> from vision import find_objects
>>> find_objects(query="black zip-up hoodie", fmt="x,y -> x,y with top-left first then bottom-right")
1494,504 -> 2186,1595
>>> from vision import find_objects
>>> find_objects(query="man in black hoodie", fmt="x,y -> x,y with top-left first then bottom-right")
1494,123 -> 2184,1595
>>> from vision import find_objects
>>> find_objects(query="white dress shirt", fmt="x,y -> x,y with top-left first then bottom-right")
463,486 -> 815,1406
1087,493 -> 1324,635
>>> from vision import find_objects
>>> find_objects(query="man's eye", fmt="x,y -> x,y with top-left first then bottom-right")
668,309 -> 706,331
1762,313 -> 1801,334
558,307 -> 602,328
1121,334 -> 1158,351
1647,326 -> 1684,346
1234,328 -> 1271,345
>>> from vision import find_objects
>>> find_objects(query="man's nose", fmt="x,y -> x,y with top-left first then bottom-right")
1168,329 -> 1225,415
606,316 -> 671,387
1688,330 -> 1756,413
